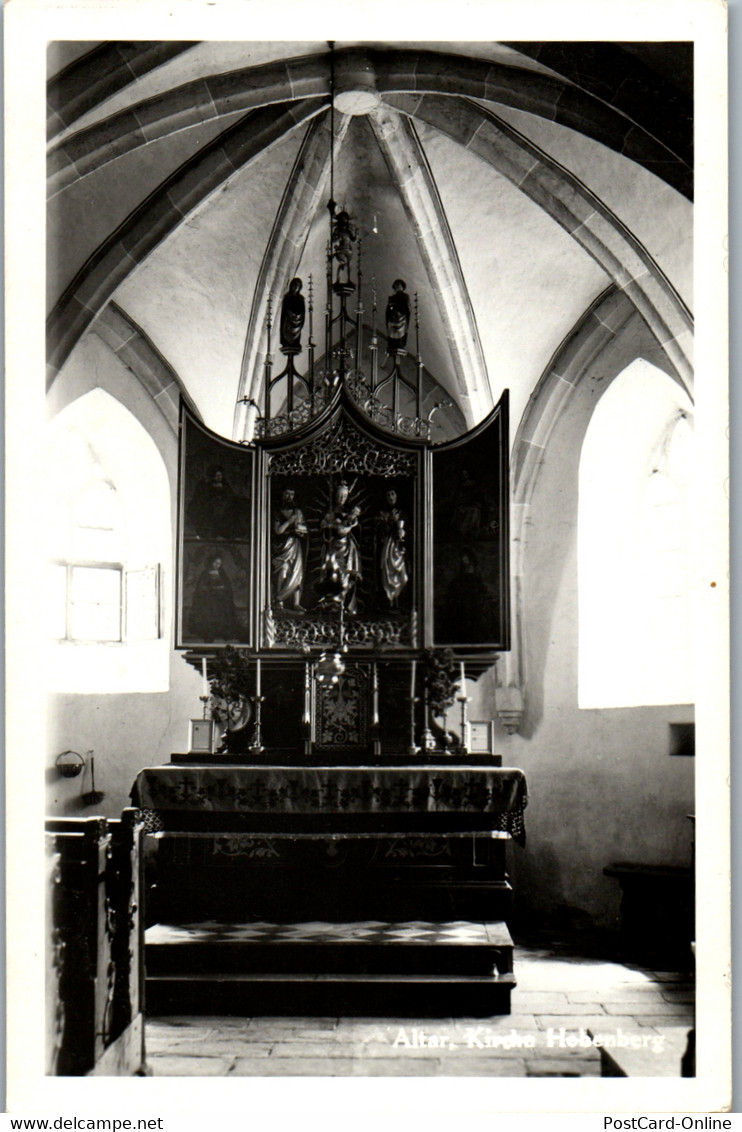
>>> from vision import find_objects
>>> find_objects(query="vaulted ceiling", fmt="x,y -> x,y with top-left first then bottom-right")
47,41 -> 693,441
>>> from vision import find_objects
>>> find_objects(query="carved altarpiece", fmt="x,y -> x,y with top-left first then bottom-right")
177,383 -> 508,759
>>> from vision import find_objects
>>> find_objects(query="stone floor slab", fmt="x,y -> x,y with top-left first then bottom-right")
149,1055 -> 235,1076
165,1039 -> 274,1057
603,1000 -> 691,1016
230,1056 -> 443,1076
526,1057 -> 601,1077
245,1017 -> 338,1031
566,988 -> 667,1004
434,1057 -> 529,1076
630,1015 -> 694,1029
230,1057 -> 355,1076
511,991 -> 569,1010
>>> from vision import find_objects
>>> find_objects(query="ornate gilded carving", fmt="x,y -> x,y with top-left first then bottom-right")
268,417 -> 418,478
316,663 -> 369,748
256,384 -> 334,438
346,371 -> 432,440
269,611 -> 414,648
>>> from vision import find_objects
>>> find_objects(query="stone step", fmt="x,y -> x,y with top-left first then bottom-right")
145,919 -> 514,976
145,970 -> 517,1018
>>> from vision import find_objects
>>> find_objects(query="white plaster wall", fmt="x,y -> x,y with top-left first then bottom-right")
466,322 -> 695,934
46,334 -> 205,818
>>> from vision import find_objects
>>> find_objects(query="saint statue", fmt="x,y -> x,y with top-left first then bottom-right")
331,210 -> 357,284
279,277 -> 305,351
319,480 -> 362,613
377,488 -> 409,608
385,279 -> 411,355
271,487 -> 308,611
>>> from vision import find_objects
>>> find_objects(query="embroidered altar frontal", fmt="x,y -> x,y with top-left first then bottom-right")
131,765 -> 527,843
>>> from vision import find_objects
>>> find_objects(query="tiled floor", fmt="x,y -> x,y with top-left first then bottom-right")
146,946 -> 694,1077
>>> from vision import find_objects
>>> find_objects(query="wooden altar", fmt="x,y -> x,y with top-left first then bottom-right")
147,223 -> 522,1016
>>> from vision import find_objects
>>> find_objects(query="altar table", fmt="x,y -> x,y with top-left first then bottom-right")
131,764 -> 527,843
133,762 -> 527,929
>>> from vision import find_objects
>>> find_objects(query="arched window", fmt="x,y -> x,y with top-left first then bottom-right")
578,359 -> 694,709
47,389 -> 171,693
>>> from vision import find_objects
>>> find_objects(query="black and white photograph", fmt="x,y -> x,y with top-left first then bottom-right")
5,0 -> 730,1120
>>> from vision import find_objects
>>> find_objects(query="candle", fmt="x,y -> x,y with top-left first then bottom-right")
256,656 -> 261,699
460,661 -> 466,694
410,658 -> 417,700
372,662 -> 379,726
201,656 -> 208,698
303,660 -> 311,726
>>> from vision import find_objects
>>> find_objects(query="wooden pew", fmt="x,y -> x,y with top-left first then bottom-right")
45,810 -> 146,1075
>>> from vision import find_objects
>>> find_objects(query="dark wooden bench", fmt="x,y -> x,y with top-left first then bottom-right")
604,862 -> 694,969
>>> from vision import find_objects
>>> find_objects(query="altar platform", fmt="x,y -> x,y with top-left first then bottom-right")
133,761 -> 527,1016
145,919 -> 516,1016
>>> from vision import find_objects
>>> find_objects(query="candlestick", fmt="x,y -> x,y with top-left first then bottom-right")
372,662 -> 380,727
458,669 -> 469,755
201,656 -> 208,699
303,659 -> 313,756
422,683 -> 436,750
408,658 -> 419,755
303,659 -> 311,726
249,693 -> 264,754
255,656 -> 261,698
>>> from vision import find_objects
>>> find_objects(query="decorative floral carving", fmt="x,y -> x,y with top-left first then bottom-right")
270,612 -> 414,648
346,371 -> 432,440
256,384 -> 335,438
213,836 -> 280,859
382,837 -> 453,860
267,417 -> 418,478
316,664 -> 369,748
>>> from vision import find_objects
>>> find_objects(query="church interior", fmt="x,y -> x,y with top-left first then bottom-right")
43,39 -> 698,1079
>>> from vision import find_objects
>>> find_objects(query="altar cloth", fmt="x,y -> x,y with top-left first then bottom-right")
131,765 -> 527,843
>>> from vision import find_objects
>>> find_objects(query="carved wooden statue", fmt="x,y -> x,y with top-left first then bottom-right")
279,278 -> 306,351
272,487 -> 307,611
331,211 -> 357,285
385,278 -> 411,355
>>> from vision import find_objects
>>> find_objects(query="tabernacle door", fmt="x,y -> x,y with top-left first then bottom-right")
430,390 -> 509,651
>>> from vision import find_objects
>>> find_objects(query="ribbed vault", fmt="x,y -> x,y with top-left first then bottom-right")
47,47 -> 692,198
47,40 -> 693,445
47,99 -> 324,380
